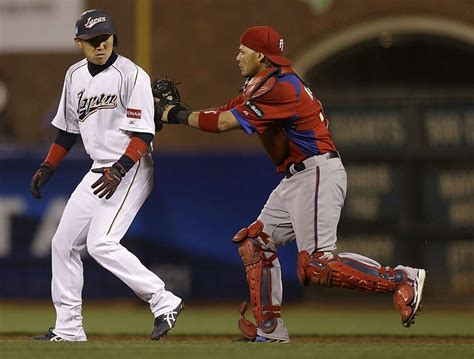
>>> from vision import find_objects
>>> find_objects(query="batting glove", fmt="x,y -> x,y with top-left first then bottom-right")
30,163 -> 55,199
91,163 -> 126,199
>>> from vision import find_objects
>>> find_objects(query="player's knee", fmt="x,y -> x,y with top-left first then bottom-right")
232,220 -> 276,265
51,235 -> 75,258
87,240 -> 114,260
51,237 -> 65,258
297,250 -> 333,287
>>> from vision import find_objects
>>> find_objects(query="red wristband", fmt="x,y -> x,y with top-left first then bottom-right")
198,111 -> 220,133
124,136 -> 149,163
44,143 -> 68,169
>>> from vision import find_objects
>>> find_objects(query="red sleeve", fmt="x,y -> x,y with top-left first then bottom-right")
218,92 -> 245,111
232,82 -> 297,134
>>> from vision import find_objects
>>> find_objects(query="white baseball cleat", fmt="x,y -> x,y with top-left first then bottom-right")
403,269 -> 426,328
31,327 -> 67,342
151,301 -> 185,340
254,335 -> 290,343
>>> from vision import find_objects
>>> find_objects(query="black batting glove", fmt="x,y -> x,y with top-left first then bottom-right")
30,163 -> 55,199
91,162 -> 126,199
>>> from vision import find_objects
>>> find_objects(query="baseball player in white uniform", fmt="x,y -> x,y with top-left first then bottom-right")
30,9 -> 183,341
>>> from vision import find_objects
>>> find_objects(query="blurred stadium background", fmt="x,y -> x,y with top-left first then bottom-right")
0,0 -> 473,311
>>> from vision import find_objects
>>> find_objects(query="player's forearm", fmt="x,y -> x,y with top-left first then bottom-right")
188,111 -> 238,132
42,129 -> 78,169
165,106 -> 239,133
115,132 -> 154,173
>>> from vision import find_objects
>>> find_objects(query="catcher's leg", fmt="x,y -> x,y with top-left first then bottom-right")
233,220 -> 289,342
297,251 -> 426,327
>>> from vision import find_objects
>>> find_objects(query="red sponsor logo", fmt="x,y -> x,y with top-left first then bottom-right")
127,108 -> 141,119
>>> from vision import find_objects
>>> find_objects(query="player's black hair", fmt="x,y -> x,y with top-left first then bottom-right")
113,35 -> 119,47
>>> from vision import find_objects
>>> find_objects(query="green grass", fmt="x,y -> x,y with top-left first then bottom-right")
0,342 -> 472,359
0,302 -> 473,359
1,302 -> 473,337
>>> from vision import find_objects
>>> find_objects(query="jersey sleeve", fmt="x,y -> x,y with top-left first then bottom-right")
119,67 -> 155,135
51,71 -> 80,134
230,85 -> 294,135
218,92 -> 245,111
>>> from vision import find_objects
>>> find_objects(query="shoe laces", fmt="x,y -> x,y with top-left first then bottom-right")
163,310 -> 178,327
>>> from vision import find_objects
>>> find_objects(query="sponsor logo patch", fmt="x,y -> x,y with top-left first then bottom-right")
244,101 -> 264,118
127,108 -> 142,119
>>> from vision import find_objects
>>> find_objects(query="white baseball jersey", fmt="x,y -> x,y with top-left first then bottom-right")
52,54 -> 155,165
48,54 -> 181,341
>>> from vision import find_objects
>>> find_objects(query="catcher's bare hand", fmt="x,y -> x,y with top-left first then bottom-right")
91,163 -> 126,199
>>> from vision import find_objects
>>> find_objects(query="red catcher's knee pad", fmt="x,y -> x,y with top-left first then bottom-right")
233,220 -> 280,339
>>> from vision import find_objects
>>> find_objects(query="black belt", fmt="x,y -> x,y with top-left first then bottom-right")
285,151 -> 339,178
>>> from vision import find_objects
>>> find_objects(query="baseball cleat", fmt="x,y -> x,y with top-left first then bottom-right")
402,269 -> 426,328
31,327 -> 66,341
254,335 -> 290,343
151,301 -> 184,340
238,335 -> 290,343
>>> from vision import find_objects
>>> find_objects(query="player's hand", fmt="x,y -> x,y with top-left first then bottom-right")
153,98 -> 175,131
161,104 -> 175,123
30,163 -> 55,199
152,78 -> 191,128
153,98 -> 164,131
91,163 -> 126,199
152,78 -> 181,130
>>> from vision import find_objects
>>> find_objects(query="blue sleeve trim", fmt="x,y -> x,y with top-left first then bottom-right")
230,108 -> 255,134
132,132 -> 154,145
54,129 -> 78,151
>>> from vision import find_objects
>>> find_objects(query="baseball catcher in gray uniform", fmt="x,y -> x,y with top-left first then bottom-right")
153,26 -> 426,343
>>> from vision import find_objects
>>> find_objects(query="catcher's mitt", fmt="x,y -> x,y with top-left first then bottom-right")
151,78 -> 182,131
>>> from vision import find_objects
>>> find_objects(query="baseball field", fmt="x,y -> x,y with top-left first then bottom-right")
0,301 -> 472,359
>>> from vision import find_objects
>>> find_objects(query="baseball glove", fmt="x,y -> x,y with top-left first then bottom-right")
151,79 -> 182,131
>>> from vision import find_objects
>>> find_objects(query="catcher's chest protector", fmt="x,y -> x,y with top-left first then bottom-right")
233,221 -> 281,339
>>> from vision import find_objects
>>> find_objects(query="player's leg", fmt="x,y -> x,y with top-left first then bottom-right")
85,155 -> 182,337
290,156 -> 346,255
45,176 -> 95,341
294,157 -> 426,327
298,251 -> 426,327
233,183 -> 293,343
